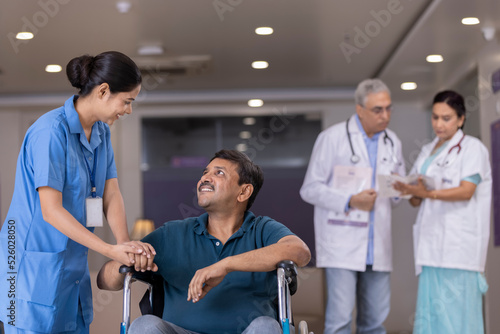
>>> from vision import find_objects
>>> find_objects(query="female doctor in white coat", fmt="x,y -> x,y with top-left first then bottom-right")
394,90 -> 491,334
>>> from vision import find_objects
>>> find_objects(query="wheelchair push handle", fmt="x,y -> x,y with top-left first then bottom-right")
119,265 -> 135,274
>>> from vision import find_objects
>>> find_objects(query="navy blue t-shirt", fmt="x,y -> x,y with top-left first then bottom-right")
142,211 -> 294,334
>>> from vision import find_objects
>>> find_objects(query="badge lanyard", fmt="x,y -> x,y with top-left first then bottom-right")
81,144 -> 103,227
81,145 -> 98,197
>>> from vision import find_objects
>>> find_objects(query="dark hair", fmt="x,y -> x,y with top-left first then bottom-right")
210,149 -> 264,211
433,90 -> 466,129
66,51 -> 142,97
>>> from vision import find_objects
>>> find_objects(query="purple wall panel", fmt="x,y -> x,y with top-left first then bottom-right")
491,119 -> 500,246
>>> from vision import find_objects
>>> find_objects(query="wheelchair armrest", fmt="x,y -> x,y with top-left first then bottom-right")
119,265 -> 165,318
277,260 -> 298,295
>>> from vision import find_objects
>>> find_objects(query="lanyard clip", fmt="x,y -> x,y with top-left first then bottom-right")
91,187 -> 97,198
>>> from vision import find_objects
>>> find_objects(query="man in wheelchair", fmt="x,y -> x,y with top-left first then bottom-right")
97,149 -> 311,334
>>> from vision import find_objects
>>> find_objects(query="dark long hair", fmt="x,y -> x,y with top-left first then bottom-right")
433,90 -> 466,129
66,51 -> 142,97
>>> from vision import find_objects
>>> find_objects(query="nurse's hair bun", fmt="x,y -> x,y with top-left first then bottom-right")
66,51 -> 141,97
66,55 -> 95,91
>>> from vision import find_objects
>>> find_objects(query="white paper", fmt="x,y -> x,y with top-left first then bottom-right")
377,174 -> 436,198
329,165 -> 373,224
86,197 -> 103,227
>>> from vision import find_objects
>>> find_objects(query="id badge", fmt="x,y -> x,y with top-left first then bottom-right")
86,196 -> 103,227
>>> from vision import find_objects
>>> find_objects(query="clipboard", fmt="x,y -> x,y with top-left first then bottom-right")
328,165 -> 372,226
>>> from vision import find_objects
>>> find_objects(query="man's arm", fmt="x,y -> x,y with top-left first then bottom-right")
97,254 -> 159,291
187,235 -> 311,303
97,260 -> 125,291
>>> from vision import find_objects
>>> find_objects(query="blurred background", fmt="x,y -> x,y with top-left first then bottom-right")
0,0 -> 500,333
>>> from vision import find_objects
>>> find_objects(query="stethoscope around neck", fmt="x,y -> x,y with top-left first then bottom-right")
346,116 -> 397,164
436,133 -> 466,167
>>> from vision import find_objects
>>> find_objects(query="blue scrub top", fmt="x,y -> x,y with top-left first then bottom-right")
142,211 -> 294,334
0,96 -> 117,332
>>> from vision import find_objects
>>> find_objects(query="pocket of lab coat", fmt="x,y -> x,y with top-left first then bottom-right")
436,164 -> 461,190
17,249 -> 65,305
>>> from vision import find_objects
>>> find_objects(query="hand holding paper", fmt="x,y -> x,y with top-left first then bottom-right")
378,174 -> 435,198
330,165 -> 373,223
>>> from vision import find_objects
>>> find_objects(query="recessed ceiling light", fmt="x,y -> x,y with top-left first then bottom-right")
116,1 -> 132,13
248,99 -> 264,107
252,61 -> 269,69
239,131 -> 252,139
16,32 -> 34,40
462,17 -> 480,25
426,54 -> 444,63
236,143 -> 248,152
243,117 -> 256,125
45,64 -> 62,73
401,82 -> 417,90
255,27 -> 273,35
137,45 -> 164,56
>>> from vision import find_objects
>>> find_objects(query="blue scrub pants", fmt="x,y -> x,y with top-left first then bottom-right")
324,266 -> 390,334
128,314 -> 283,334
413,266 -> 488,334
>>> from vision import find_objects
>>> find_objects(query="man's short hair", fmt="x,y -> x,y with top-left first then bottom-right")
210,149 -> 264,211
354,79 -> 391,107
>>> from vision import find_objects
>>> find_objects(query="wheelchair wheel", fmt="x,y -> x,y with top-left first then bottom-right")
298,320 -> 309,334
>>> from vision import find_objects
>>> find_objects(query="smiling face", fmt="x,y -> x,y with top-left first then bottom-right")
99,84 -> 141,126
197,158 -> 252,211
431,102 -> 464,142
356,91 -> 392,137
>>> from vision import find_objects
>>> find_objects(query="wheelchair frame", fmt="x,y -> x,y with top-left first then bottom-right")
119,260 -> 310,334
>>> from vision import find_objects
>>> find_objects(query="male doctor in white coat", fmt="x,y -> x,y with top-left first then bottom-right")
300,79 -> 405,334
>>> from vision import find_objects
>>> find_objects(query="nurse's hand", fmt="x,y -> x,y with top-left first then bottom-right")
394,178 -> 428,198
128,241 -> 157,272
107,243 -> 145,267
349,189 -> 377,211
122,241 -> 156,260
122,241 -> 157,272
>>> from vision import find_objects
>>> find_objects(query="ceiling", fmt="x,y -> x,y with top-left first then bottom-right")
0,0 -> 498,105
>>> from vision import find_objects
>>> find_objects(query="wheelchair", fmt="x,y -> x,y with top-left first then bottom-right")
119,260 -> 311,334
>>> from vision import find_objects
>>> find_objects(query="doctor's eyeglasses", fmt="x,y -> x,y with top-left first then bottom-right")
362,105 -> 393,114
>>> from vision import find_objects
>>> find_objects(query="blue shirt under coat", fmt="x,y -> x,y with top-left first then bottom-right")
0,96 -> 117,332
355,114 -> 380,266
142,211 -> 294,334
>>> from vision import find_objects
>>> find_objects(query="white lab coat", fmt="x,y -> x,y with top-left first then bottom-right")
410,129 -> 492,275
300,115 -> 405,272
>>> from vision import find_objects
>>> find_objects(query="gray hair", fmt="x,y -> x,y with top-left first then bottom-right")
354,79 -> 390,107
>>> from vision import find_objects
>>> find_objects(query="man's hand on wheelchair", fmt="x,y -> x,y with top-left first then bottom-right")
187,260 -> 229,303
123,241 -> 158,272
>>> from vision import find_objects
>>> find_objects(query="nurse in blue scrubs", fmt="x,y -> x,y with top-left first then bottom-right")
0,51 -> 155,333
